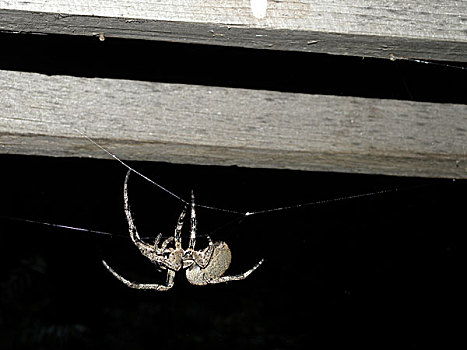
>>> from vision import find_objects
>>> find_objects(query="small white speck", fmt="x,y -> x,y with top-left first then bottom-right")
251,0 -> 267,19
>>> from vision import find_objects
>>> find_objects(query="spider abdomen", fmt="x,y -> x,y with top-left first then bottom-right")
185,242 -> 232,285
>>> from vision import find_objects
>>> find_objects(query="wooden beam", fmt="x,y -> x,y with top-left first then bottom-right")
0,70 -> 465,178
0,0 -> 466,62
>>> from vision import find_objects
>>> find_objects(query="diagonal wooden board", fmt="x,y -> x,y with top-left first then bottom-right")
0,69 -> 466,178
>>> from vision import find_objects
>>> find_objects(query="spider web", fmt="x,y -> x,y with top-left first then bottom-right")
0,123 -> 437,241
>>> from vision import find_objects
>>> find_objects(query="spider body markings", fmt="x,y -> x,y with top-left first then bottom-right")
102,170 -> 264,290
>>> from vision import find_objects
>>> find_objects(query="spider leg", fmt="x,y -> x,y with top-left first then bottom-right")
102,260 -> 175,291
160,236 -> 174,251
174,205 -> 187,249
154,233 -> 162,247
124,170 -> 154,254
186,191 -> 215,268
153,233 -> 175,253
188,190 -> 197,250
205,259 -> 264,284
148,210 -> 187,271
151,255 -> 183,271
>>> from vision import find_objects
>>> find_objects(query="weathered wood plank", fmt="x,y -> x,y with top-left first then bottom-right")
0,0 -> 466,62
0,70 -> 466,178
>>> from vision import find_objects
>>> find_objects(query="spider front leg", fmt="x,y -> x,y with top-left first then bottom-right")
124,170 -> 155,255
102,260 -> 175,291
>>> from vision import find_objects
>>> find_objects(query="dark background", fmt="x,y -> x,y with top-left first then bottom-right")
0,33 -> 466,349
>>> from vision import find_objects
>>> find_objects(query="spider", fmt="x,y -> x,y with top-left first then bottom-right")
102,170 -> 264,290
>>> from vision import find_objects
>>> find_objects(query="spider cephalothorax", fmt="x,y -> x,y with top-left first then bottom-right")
102,170 -> 264,290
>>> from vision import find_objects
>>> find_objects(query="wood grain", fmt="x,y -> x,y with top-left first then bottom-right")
0,70 -> 465,178
0,0 -> 466,61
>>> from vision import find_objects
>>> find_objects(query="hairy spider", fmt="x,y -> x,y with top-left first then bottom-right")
102,170 -> 264,290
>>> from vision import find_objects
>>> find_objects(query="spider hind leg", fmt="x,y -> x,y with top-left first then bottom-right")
206,258 -> 264,284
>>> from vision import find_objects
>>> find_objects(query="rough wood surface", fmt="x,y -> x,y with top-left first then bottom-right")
0,0 -> 466,62
0,70 -> 465,178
